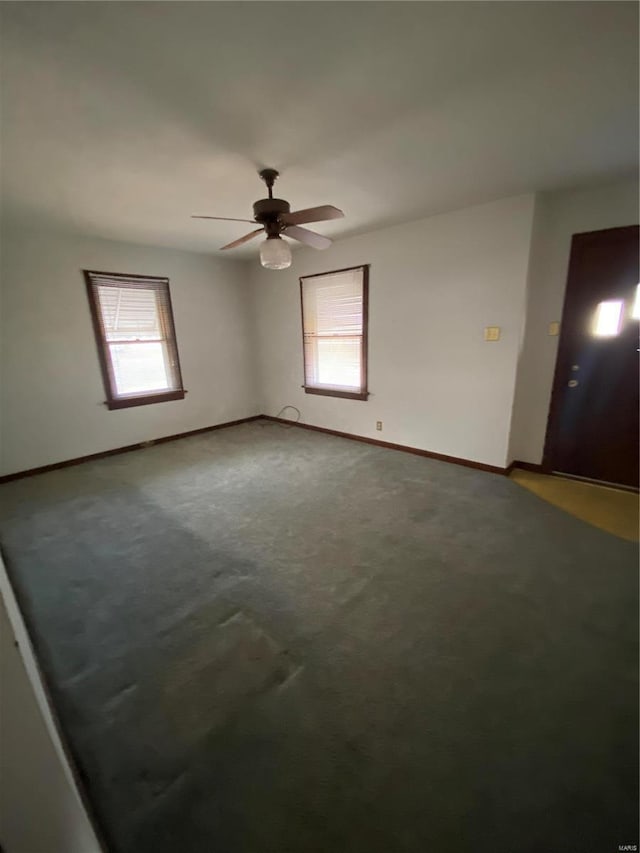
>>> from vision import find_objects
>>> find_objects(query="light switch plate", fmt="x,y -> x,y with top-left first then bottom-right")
484,326 -> 501,341
548,321 -> 560,336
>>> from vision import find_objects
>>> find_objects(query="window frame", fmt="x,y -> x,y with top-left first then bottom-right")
299,264 -> 369,401
84,269 -> 186,410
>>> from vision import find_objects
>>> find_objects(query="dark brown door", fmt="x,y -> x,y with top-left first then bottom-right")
544,225 -> 639,489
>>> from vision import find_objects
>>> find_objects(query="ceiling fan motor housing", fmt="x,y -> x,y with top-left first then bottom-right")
253,198 -> 290,236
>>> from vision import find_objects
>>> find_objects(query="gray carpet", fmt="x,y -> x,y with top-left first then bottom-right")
0,422 -> 637,853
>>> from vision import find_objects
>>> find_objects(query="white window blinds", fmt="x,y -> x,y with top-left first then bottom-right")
85,272 -> 185,409
300,266 -> 368,399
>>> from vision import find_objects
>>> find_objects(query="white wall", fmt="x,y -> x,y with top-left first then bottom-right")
509,177 -> 639,465
251,194 -> 535,469
0,226 -> 258,475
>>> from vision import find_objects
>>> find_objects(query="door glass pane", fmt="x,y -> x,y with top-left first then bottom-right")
593,300 -> 624,337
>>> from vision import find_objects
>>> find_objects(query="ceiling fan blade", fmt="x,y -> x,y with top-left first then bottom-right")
220,228 -> 264,250
283,225 -> 332,250
280,205 -> 344,226
192,215 -> 256,223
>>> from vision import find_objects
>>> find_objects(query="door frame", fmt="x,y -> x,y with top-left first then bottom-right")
542,224 -> 639,486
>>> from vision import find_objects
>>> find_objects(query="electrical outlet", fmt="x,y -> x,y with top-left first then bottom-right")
376,421 -> 383,431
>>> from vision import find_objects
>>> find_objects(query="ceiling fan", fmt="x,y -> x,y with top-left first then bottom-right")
191,169 -> 344,270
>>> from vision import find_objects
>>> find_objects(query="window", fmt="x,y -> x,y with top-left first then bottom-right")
85,270 -> 185,410
300,265 -> 369,400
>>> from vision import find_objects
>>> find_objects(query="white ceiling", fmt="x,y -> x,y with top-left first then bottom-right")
1,2 -> 637,257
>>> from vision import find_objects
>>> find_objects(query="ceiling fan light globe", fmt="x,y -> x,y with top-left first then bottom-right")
260,236 -> 292,270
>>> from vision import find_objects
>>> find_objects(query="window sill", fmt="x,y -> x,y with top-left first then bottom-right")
303,386 -> 369,401
106,390 -> 186,410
